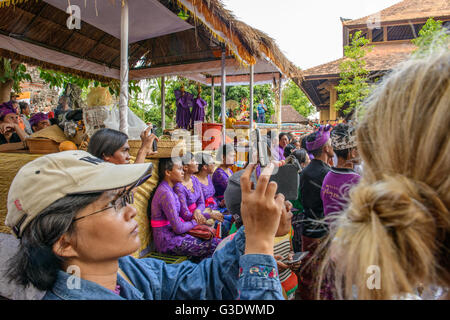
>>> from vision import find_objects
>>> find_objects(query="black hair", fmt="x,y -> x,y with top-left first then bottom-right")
291,148 -> 309,165
331,123 -> 354,160
6,193 -> 102,291
195,152 -> 214,172
148,157 -> 182,219
283,143 -> 296,158
306,132 -> 323,158
181,152 -> 194,166
87,128 -> 129,159
279,132 -> 289,141
301,134 -> 309,150
18,102 -> 29,113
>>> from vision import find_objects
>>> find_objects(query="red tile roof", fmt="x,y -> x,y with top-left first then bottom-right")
271,105 -> 309,124
303,42 -> 415,78
343,0 -> 450,27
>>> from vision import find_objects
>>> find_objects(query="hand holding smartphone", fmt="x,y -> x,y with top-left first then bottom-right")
282,251 -> 309,265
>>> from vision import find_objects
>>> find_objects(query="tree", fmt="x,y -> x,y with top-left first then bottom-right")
282,79 -> 316,118
412,18 -> 450,58
335,30 -> 373,115
0,58 -> 32,103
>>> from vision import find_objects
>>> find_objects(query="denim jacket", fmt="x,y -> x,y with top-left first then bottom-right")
43,227 -> 283,300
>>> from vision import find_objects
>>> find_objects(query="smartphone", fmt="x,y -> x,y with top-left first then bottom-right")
282,251 -> 309,265
249,128 -> 269,167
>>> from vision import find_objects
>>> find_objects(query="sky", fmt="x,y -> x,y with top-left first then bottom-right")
222,0 -> 402,70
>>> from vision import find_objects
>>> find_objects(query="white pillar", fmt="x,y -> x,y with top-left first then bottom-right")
278,73 -> 282,130
161,76 -> 166,130
211,77 -> 215,123
249,64 -> 254,131
119,0 -> 129,135
221,49 -> 226,143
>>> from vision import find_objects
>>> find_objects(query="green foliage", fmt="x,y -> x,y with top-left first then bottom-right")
335,30 -> 373,115
38,67 -> 142,97
0,58 -> 32,93
412,18 -> 450,58
282,79 -> 316,118
126,77 -> 276,126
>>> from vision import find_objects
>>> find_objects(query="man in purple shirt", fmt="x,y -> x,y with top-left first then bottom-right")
321,123 -> 361,217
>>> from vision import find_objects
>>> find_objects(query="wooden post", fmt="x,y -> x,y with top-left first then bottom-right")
119,0 -> 129,135
249,64 -> 254,130
329,85 -> 337,121
221,49 -> 226,143
211,76 -> 215,123
161,76 -> 165,130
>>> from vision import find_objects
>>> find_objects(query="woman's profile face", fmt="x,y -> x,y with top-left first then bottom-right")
279,135 -> 289,148
4,113 -> 19,125
168,162 -> 184,183
184,157 -> 198,174
105,141 -> 131,164
69,190 -> 140,260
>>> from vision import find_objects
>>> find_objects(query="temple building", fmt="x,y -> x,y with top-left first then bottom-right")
300,0 -> 450,122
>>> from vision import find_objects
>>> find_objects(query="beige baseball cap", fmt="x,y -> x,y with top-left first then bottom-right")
6,150 -> 153,238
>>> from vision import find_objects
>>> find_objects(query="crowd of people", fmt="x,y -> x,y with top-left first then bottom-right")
2,51 -> 449,300
0,95 -> 70,151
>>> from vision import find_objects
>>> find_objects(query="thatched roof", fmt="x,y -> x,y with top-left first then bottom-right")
0,0 -> 302,85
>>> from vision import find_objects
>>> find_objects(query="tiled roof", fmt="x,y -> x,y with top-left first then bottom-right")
303,42 -> 415,78
271,105 -> 309,124
343,0 -> 450,27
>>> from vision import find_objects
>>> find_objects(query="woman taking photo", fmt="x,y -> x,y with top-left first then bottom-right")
87,127 -> 158,164
6,151 -> 287,300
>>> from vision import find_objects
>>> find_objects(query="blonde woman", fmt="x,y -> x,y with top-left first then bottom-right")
317,51 -> 449,300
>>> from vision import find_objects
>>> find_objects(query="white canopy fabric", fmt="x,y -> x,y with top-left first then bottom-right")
44,0 -> 192,43
0,34 -> 120,79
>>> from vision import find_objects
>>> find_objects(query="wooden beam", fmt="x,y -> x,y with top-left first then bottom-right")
129,58 -> 239,81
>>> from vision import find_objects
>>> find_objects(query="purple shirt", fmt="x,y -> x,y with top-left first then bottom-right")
174,176 -> 210,219
320,167 -> 361,216
150,180 -> 198,253
277,145 -> 285,161
212,167 -> 233,203
197,175 -> 218,210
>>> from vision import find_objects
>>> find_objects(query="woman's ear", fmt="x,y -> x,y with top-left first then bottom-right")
52,233 -> 79,259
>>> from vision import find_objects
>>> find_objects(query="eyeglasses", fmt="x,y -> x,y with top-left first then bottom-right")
72,188 -> 134,222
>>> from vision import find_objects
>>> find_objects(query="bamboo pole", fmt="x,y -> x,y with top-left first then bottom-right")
119,0 -> 129,134
278,73 -> 282,130
211,76 -> 215,123
249,64 -> 254,131
221,49 -> 226,143
161,76 -> 166,130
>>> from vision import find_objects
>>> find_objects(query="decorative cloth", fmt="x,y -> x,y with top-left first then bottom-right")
29,112 -> 49,128
191,96 -> 207,127
330,125 -> 356,151
175,90 -> 194,130
306,125 -> 332,151
0,101 -> 16,120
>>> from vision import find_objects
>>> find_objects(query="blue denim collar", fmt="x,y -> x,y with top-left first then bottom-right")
49,264 -> 144,300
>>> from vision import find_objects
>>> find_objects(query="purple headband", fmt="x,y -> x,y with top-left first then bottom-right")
0,101 -> 16,120
29,112 -> 49,127
306,125 -> 332,151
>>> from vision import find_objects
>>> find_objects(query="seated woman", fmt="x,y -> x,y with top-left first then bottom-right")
195,152 -> 232,236
151,157 -> 221,259
174,152 -> 223,224
87,127 -> 157,164
0,101 -> 29,151
29,112 -> 50,133
212,144 -> 236,209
